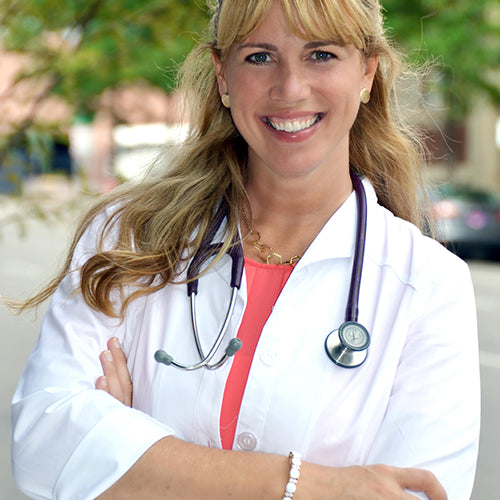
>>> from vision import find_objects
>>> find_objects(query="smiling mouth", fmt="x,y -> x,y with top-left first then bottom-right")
265,113 -> 324,133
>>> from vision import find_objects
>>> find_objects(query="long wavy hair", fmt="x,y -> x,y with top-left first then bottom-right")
21,0 -> 429,318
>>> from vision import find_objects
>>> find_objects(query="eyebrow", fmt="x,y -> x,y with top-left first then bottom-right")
305,40 -> 342,49
237,42 -> 277,52
237,40 -> 340,52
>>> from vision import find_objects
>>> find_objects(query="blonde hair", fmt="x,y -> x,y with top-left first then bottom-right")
21,0 -> 429,318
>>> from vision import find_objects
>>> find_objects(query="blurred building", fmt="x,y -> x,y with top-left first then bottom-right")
425,97 -> 500,193
464,98 -> 500,192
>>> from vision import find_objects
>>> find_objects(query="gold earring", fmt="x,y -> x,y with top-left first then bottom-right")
360,88 -> 371,104
221,93 -> 230,108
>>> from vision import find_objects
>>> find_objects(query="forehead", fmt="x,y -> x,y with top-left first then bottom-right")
217,0 -> 368,54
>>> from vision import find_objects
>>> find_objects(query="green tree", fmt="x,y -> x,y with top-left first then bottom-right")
383,0 -> 500,119
1,0 -> 209,112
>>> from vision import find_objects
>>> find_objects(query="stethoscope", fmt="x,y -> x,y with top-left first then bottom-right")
155,170 -> 370,370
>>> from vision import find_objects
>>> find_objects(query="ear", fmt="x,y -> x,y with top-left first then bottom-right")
362,53 -> 379,91
212,51 -> 228,96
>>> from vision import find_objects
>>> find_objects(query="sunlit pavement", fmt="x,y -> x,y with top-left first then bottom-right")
1,211 -> 498,499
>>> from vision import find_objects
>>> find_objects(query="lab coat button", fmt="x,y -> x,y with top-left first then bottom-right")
260,348 -> 278,366
237,432 -> 257,451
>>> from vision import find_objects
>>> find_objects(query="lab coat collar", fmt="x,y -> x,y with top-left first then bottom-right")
294,177 -> 377,270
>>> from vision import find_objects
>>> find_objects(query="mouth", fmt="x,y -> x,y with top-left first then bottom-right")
265,113 -> 324,133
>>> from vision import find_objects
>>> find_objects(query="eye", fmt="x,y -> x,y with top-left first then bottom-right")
311,50 -> 335,62
246,52 -> 271,65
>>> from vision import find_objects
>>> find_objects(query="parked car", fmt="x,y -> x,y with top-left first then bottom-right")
428,183 -> 500,260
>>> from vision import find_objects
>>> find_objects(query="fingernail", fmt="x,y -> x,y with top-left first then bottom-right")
103,350 -> 113,362
112,337 -> 121,349
100,376 -> 108,389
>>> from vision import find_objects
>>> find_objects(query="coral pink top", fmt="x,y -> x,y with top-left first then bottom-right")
220,257 -> 294,450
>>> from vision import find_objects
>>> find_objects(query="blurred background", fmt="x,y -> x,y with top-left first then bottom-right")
0,0 -> 499,498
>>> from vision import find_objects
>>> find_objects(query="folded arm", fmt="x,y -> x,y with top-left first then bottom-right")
96,339 -> 446,500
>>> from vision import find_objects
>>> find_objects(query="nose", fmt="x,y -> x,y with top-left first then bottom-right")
269,62 -> 311,104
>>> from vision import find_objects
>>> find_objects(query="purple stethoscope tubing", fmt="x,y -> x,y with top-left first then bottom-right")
346,169 -> 367,324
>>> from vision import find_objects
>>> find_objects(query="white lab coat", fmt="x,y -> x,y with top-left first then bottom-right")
11,179 -> 480,500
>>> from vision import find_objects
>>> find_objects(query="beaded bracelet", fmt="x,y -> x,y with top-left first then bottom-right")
282,451 -> 302,499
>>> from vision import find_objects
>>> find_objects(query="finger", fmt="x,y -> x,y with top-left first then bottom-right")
99,349 -> 124,402
108,337 -> 131,383
398,468 -> 447,500
108,337 -> 133,406
95,375 -> 108,392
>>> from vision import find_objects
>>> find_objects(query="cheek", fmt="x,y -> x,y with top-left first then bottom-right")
228,80 -> 265,131
326,81 -> 361,115
232,86 -> 264,113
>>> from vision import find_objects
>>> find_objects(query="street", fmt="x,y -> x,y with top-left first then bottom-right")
1,215 -> 499,499
469,261 -> 500,499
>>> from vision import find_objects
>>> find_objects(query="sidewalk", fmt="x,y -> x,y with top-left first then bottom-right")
1,214 -> 75,499
0,175 -> 93,237
1,177 -> 91,499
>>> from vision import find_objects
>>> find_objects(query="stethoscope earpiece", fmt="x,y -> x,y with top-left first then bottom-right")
324,321 -> 370,368
154,350 -> 173,366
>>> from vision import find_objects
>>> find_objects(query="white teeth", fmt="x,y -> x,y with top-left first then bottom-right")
268,115 -> 320,133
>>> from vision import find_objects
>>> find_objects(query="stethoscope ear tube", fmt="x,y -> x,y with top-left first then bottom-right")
187,200 -> 229,296
228,241 -> 244,289
157,201 -> 245,371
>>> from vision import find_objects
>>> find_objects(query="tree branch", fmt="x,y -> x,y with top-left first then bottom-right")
0,0 -> 106,163
0,73 -> 63,164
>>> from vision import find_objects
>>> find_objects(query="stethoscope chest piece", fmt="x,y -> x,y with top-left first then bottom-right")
325,321 -> 370,368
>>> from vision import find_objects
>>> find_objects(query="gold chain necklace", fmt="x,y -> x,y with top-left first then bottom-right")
241,209 -> 301,266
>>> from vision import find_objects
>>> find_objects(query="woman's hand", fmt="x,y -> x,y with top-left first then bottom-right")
298,462 -> 447,500
95,337 -> 132,407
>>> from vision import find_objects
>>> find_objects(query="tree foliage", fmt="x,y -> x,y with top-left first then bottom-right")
383,0 -> 500,118
0,0 -> 209,116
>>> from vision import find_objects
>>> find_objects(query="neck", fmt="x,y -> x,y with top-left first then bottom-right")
242,161 -> 353,263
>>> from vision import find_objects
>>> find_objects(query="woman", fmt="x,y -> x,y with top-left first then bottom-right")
11,0 -> 479,499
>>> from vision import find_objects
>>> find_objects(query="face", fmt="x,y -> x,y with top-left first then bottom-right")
213,0 -> 378,183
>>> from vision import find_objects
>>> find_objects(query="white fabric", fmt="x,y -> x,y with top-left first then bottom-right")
11,179 -> 480,500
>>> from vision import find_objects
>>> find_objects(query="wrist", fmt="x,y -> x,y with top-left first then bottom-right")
282,451 -> 302,500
